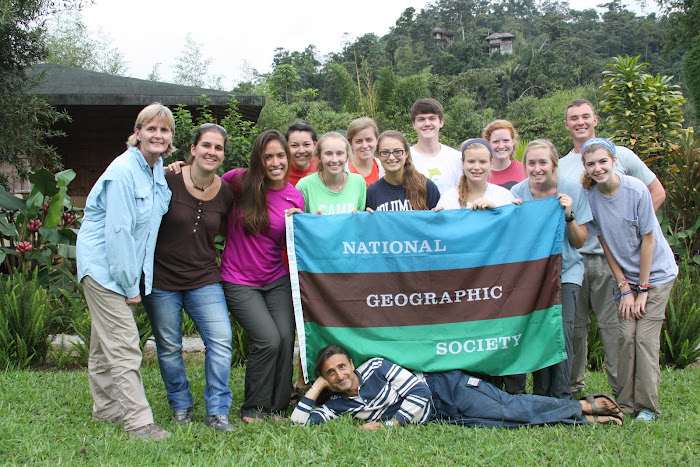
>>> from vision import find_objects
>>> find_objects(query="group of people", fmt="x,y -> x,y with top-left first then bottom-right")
75,95 -> 676,440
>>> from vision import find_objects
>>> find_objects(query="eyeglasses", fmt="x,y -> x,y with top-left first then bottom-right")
378,149 -> 405,158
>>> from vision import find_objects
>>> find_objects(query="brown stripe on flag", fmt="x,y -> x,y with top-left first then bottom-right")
299,255 -> 561,328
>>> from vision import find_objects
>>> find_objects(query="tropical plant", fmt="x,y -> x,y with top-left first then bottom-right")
0,268 -> 56,368
0,168 -> 80,277
660,265 -> 700,369
661,128 -> 700,265
599,55 -> 685,172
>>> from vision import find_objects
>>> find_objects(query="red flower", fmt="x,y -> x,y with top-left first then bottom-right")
15,241 -> 32,254
27,219 -> 42,232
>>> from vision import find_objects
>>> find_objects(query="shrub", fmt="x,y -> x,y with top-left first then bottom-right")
0,168 -> 81,276
661,128 -> 700,266
0,268 -> 56,368
660,265 -> 700,369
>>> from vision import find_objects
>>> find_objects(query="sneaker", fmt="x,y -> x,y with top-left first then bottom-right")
205,414 -> 234,432
173,407 -> 194,425
635,410 -> 658,422
127,423 -> 172,441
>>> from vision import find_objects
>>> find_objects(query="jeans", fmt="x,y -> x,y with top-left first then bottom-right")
425,370 -> 587,427
223,276 -> 295,418
143,283 -> 233,416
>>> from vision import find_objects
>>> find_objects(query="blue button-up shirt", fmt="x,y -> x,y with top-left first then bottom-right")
77,146 -> 171,298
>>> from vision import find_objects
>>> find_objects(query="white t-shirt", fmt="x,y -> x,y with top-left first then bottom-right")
437,183 -> 515,210
409,144 -> 462,195
558,145 -> 656,255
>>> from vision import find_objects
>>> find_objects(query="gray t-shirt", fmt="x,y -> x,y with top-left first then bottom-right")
559,145 -> 656,255
586,175 -> 677,286
510,175 -> 592,286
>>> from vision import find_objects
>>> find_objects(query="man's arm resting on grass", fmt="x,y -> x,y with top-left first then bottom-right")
290,377 -> 340,425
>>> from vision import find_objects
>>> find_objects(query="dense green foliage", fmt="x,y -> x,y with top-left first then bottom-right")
0,0 -> 79,187
234,0 -> 690,147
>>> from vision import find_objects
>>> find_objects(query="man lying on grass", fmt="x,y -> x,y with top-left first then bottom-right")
291,345 -> 622,429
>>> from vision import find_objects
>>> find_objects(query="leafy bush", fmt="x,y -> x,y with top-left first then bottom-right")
0,268 -> 56,368
170,95 -> 260,173
600,55 -> 685,173
661,128 -> 700,266
661,265 -> 700,369
0,168 -> 81,276
586,314 -> 605,372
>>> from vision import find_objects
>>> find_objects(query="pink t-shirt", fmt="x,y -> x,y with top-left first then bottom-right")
288,158 -> 317,186
220,169 -> 304,286
487,159 -> 526,190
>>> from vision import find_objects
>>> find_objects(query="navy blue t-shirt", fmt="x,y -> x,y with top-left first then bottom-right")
366,178 -> 440,211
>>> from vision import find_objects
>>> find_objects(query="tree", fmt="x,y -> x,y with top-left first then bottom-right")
600,55 -> 685,170
172,33 -> 223,89
268,64 -> 300,105
44,12 -> 127,75
0,0 -> 82,188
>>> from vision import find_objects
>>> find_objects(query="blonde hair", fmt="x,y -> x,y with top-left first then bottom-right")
314,132 -> 353,172
126,103 -> 176,155
457,139 -> 492,207
482,120 -> 519,160
522,139 -> 559,169
347,117 -> 379,143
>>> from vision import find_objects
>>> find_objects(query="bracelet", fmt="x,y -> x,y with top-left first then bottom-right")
633,283 -> 651,293
617,279 -> 629,290
614,289 -> 634,301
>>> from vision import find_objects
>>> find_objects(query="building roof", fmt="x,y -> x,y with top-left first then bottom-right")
27,63 -> 264,121
485,32 -> 515,41
432,27 -> 455,37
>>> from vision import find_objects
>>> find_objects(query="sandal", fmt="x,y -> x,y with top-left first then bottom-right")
585,393 -> 621,416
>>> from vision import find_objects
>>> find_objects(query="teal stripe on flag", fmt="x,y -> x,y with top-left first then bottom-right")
292,198 -> 564,274
302,306 -> 565,377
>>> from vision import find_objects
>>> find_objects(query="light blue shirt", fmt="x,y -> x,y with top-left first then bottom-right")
511,176 -> 593,286
77,146 -> 171,298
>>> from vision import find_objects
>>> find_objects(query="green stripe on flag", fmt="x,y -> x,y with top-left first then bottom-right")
303,305 -> 565,377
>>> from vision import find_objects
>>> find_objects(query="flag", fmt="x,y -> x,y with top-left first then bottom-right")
286,198 -> 565,381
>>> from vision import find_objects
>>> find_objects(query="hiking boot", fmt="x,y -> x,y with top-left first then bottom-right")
127,423 -> 171,441
205,414 -> 234,432
173,407 -> 194,424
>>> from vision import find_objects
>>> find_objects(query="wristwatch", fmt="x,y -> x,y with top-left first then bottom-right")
565,212 -> 575,223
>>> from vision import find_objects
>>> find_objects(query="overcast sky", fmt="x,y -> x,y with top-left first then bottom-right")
78,0 -> 656,89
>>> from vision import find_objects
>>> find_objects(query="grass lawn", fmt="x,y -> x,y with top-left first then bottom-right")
1,354 -> 698,465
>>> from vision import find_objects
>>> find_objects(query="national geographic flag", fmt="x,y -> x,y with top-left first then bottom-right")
286,198 -> 566,382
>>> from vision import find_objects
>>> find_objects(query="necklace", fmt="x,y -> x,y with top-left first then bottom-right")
189,168 -> 215,191
321,171 -> 347,192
